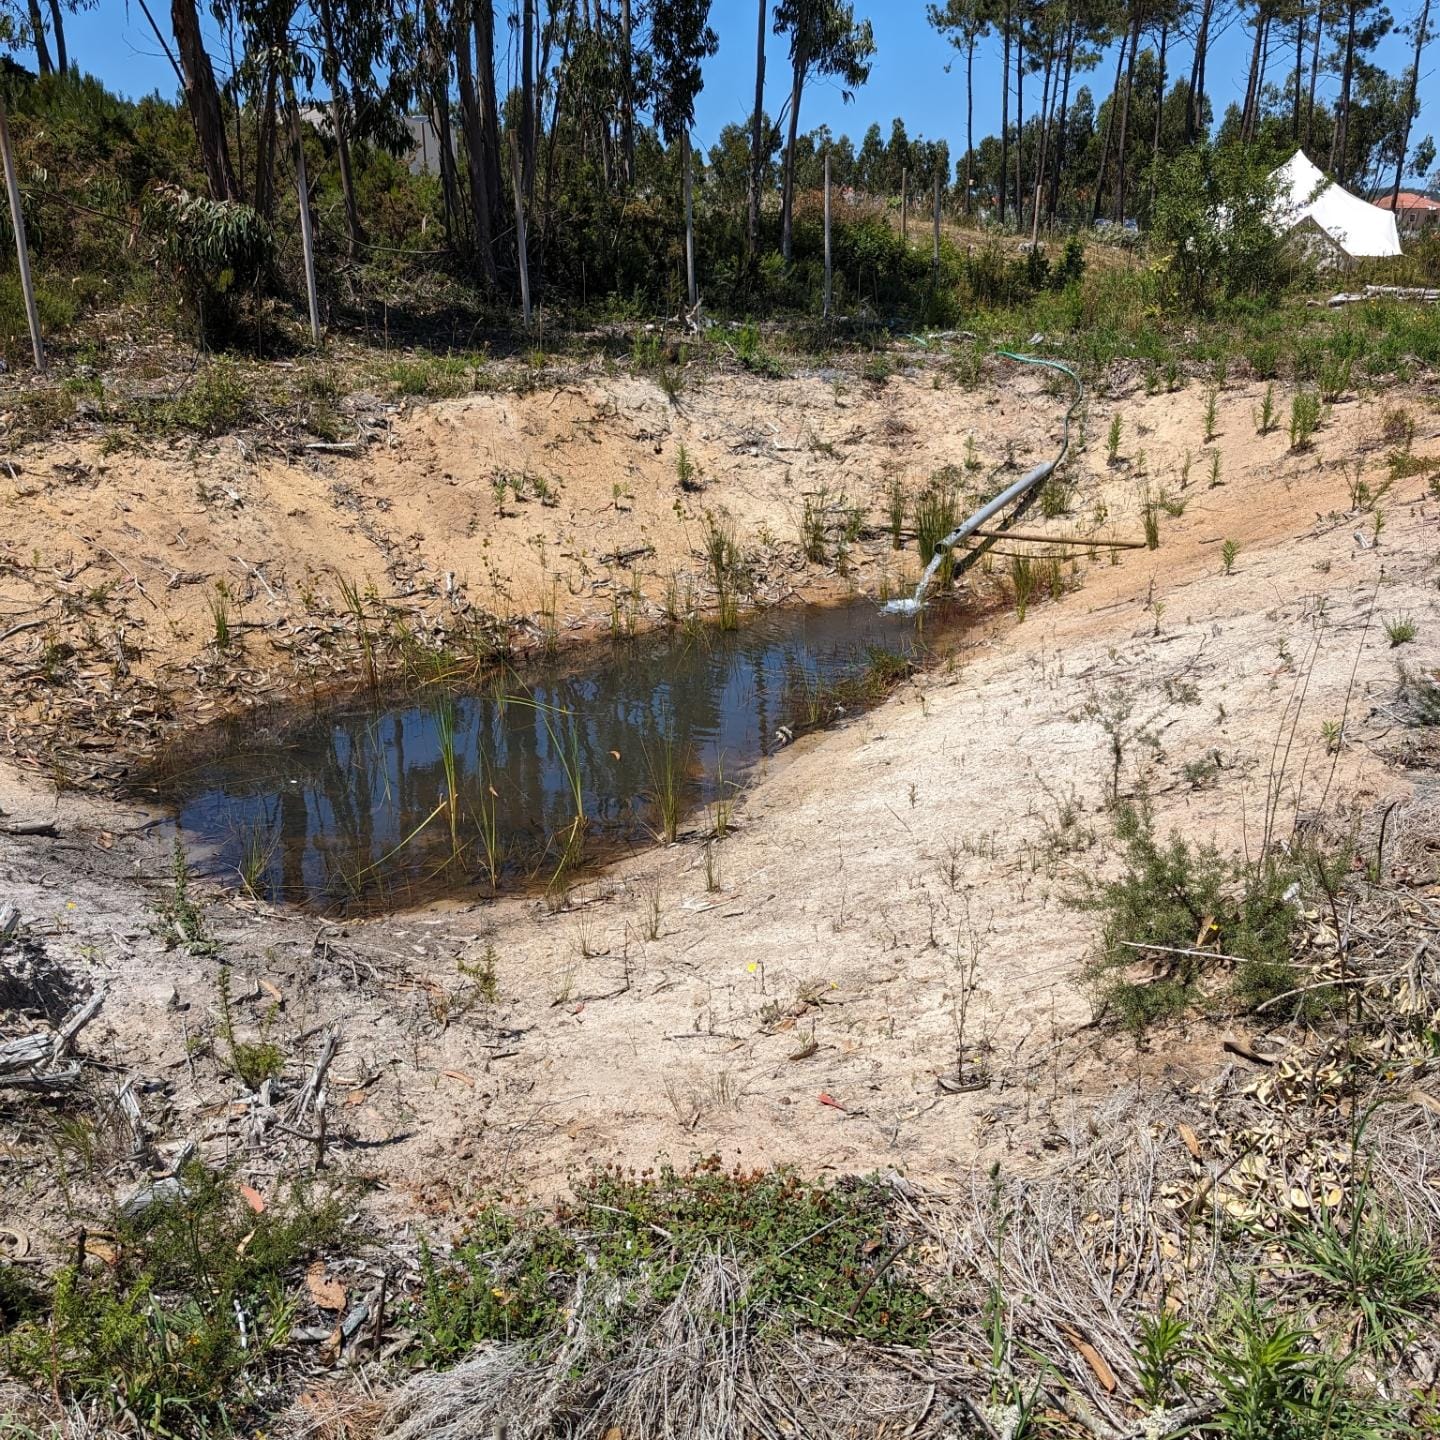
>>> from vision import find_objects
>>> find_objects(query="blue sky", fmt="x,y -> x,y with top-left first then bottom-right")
72,2 -> 1425,166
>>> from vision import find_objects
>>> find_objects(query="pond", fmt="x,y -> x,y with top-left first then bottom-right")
147,600 -> 937,912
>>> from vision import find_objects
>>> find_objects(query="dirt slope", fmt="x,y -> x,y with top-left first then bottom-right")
2,354 -> 1438,1223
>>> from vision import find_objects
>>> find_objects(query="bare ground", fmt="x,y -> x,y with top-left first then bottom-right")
3,348 -> 1439,1425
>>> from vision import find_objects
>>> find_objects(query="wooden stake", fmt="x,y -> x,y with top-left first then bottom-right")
932,172 -> 942,283
287,88 -> 321,347
822,150 -> 832,320
510,132 -> 531,327
683,131 -> 697,312
0,92 -> 43,371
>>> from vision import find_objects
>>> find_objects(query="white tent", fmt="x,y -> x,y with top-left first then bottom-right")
1269,150 -> 1402,260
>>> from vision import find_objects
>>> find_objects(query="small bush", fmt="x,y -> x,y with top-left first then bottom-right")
1080,803 -> 1309,1033
411,1165 -> 936,1368
1289,390 -> 1322,451
4,1165 -> 346,1432
1385,615 -> 1417,647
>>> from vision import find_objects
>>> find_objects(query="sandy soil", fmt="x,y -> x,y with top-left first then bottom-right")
3,350 -> 1438,1236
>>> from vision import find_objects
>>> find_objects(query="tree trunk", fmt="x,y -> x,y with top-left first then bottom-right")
1330,2 -> 1358,179
1187,0 -> 1213,143
1149,20 -> 1167,219
1092,18 -> 1129,223
455,2 -> 497,286
1241,8 -> 1265,143
27,0 -> 52,74
1305,4 -> 1323,146
999,3 -> 1010,224
1014,11 -> 1024,228
433,88 -> 463,250
316,0 -> 362,257
1391,0 -> 1431,207
171,0 -> 237,201
1049,16 -> 1075,220
965,28 -> 975,215
254,63 -> 278,220
1029,27 -> 1055,245
1114,7 -> 1140,223
748,0 -> 765,253
780,46 -> 806,263
621,0 -> 635,184
1292,11 -> 1304,138
45,0 -> 66,72
475,0 -> 502,221
521,0 -> 536,198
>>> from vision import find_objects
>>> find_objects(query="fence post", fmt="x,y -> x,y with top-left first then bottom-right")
823,150 -> 832,320
0,92 -> 43,371
932,173 -> 942,284
288,89 -> 322,347
510,132 -> 532,328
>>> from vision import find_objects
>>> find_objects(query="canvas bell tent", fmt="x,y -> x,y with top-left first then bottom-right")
1270,151 -> 1403,264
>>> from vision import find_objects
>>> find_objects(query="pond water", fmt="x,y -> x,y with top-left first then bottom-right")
148,600 -> 933,912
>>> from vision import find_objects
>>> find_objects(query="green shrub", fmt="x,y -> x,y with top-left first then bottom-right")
143,183 -> 273,343
4,1165 -> 346,1433
412,1165 -> 936,1368
1080,803 -> 1309,1032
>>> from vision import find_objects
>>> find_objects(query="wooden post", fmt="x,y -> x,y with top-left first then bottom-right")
932,173 -> 942,283
288,89 -> 321,347
683,131 -> 697,313
510,132 -> 531,327
0,92 -> 43,371
901,165 -> 907,242
823,150 -> 832,320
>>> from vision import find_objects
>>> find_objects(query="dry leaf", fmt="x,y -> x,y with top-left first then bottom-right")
1061,1324 -> 1116,1392
260,979 -> 284,1002
442,1069 -> 476,1088
1410,1088 -> 1440,1118
306,1262 -> 347,1312
1178,1122 -> 1201,1159
84,1239 -> 119,1265
346,1089 -> 368,1106
240,1184 -> 266,1214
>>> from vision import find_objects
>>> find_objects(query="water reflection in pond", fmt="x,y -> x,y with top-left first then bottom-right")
149,600 -> 933,912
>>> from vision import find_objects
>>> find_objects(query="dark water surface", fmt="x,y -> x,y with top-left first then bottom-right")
150,600 -> 931,912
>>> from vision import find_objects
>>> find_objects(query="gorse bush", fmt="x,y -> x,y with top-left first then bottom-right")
3,1165 -> 346,1433
1080,802 -> 1317,1033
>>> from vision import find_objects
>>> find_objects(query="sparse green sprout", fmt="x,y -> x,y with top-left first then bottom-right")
1321,718 -> 1342,754
1010,553 -> 1036,621
1290,390 -> 1322,451
886,478 -> 907,549
1221,539 -> 1239,575
1385,615 -> 1417,647
1209,451 -> 1222,488
914,473 -> 960,588
1180,449 -> 1193,488
1256,383 -> 1276,435
1141,490 -> 1161,550
1203,388 -> 1218,443
675,443 -> 700,492
964,433 -> 981,471
1107,413 -> 1122,464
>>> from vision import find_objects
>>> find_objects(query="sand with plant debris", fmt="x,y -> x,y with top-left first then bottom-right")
2,352 -> 1438,1224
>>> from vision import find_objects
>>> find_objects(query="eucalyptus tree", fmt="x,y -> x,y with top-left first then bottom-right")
648,0 -> 718,307
772,0 -> 874,260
